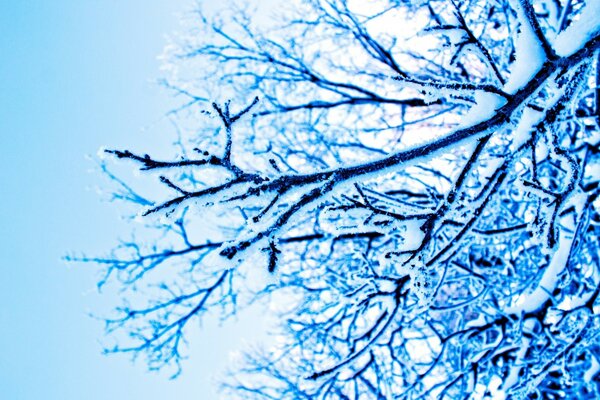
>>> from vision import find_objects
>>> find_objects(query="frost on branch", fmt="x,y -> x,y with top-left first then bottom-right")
75,0 -> 600,397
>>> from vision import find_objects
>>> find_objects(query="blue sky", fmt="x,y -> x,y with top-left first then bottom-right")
0,1 -> 262,398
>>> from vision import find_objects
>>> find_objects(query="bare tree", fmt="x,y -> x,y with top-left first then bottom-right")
74,0 -> 600,398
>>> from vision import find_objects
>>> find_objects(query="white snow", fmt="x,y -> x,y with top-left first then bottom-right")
486,375 -> 506,400
585,354 -> 600,382
553,2 -> 600,57
505,192 -> 587,314
503,0 -> 547,94
460,91 -> 507,127
510,107 -> 543,152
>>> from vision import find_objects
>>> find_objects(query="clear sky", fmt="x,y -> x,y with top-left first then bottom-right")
0,1 -> 265,398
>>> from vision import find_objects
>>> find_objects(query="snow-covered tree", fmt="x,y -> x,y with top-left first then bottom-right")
77,0 -> 600,398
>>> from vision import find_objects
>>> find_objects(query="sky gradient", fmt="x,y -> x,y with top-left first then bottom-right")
0,1 -> 263,398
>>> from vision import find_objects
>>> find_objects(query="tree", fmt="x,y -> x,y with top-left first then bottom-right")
75,0 -> 600,398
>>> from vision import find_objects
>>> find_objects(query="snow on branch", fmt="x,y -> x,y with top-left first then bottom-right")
79,1 -> 600,397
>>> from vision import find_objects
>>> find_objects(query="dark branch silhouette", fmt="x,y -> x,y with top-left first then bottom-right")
73,0 -> 600,397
